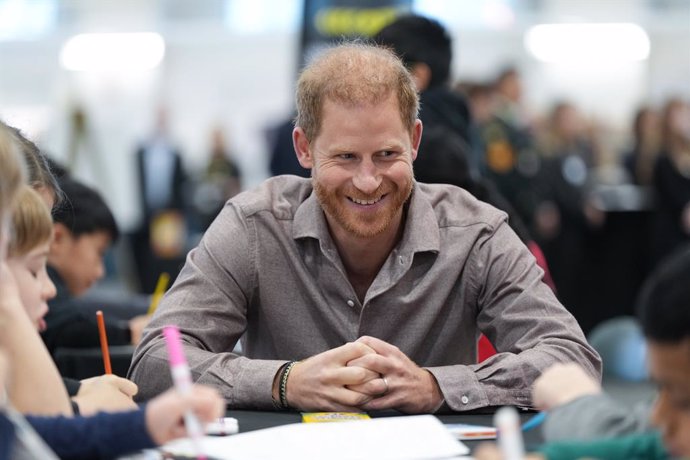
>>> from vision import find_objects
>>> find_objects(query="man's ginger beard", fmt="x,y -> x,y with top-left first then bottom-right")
312,167 -> 414,239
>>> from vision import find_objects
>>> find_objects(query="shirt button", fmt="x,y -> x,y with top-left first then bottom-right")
347,300 -> 355,307
461,395 -> 469,405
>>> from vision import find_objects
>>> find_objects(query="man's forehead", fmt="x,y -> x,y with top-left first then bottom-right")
323,92 -> 396,110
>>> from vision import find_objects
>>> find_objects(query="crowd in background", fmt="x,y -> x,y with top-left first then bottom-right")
456,70 -> 690,334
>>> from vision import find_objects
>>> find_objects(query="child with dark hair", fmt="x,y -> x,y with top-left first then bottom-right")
374,14 -> 452,89
51,177 -> 120,271
476,245 -> 690,459
41,178 -> 150,361
374,14 -> 472,158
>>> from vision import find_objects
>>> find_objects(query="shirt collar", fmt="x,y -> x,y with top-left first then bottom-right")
292,189 -> 334,249
399,184 -> 441,255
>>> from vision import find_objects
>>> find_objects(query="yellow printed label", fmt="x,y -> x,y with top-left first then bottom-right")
302,412 -> 371,423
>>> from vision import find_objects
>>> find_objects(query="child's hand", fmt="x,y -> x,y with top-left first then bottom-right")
532,363 -> 602,410
145,385 -> 225,445
73,374 -> 139,415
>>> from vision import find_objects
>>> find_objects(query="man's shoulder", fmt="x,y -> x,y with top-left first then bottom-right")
414,182 -> 507,230
230,175 -> 313,220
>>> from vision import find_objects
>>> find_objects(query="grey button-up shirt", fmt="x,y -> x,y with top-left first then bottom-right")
129,176 -> 601,411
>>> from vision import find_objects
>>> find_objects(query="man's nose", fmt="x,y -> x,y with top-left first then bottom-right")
352,158 -> 382,195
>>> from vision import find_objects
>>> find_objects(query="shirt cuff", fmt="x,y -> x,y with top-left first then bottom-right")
426,365 -> 490,411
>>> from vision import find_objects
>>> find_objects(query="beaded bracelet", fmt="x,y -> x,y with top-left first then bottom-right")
271,364 -> 288,410
279,361 -> 298,410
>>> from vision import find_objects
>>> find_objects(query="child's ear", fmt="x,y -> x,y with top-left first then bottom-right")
52,223 -> 65,240
51,223 -> 70,251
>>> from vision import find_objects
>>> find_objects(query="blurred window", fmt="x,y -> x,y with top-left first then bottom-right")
224,0 -> 303,34
0,0 -> 57,41
414,0 -> 516,30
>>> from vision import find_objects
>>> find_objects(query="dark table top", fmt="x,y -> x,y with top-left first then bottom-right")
227,409 -> 544,453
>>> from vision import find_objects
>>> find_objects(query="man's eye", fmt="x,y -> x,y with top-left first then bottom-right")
338,153 -> 354,160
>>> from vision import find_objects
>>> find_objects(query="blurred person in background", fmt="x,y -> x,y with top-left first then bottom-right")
535,101 -> 604,234
493,67 -> 531,131
533,101 -> 606,332
133,106 -> 189,293
479,66 -> 543,230
622,106 -> 661,186
652,97 -> 690,266
461,82 -> 497,177
42,178 -> 150,359
205,126 -> 242,200
193,126 -> 242,230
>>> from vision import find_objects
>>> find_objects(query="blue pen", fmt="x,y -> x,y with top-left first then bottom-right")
521,411 -> 546,432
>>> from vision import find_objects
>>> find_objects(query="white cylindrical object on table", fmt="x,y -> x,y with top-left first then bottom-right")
494,406 -> 525,460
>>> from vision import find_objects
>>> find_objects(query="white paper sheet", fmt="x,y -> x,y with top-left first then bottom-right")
159,414 -> 470,460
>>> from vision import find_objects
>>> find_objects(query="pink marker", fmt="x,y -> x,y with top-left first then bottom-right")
163,326 -> 207,460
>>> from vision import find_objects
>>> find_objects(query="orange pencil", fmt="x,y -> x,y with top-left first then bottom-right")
96,310 -> 112,374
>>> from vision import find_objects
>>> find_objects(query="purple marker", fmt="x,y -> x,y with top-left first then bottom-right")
163,326 -> 207,460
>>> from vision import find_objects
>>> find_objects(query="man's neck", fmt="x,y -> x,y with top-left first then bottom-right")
329,212 -> 405,302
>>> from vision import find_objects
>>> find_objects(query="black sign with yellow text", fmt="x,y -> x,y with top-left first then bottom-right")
299,0 -> 412,68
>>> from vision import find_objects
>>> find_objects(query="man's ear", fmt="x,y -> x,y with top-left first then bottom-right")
293,127 -> 314,169
410,119 -> 423,162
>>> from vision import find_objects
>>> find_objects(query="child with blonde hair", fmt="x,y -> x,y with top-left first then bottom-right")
7,185 -> 56,333
6,184 -> 139,415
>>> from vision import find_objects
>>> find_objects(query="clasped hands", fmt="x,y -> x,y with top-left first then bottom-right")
281,336 -> 443,414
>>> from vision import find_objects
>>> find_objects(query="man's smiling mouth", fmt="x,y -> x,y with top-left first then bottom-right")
349,195 -> 385,205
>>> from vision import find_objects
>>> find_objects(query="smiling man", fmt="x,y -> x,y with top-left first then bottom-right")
129,43 -> 600,413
